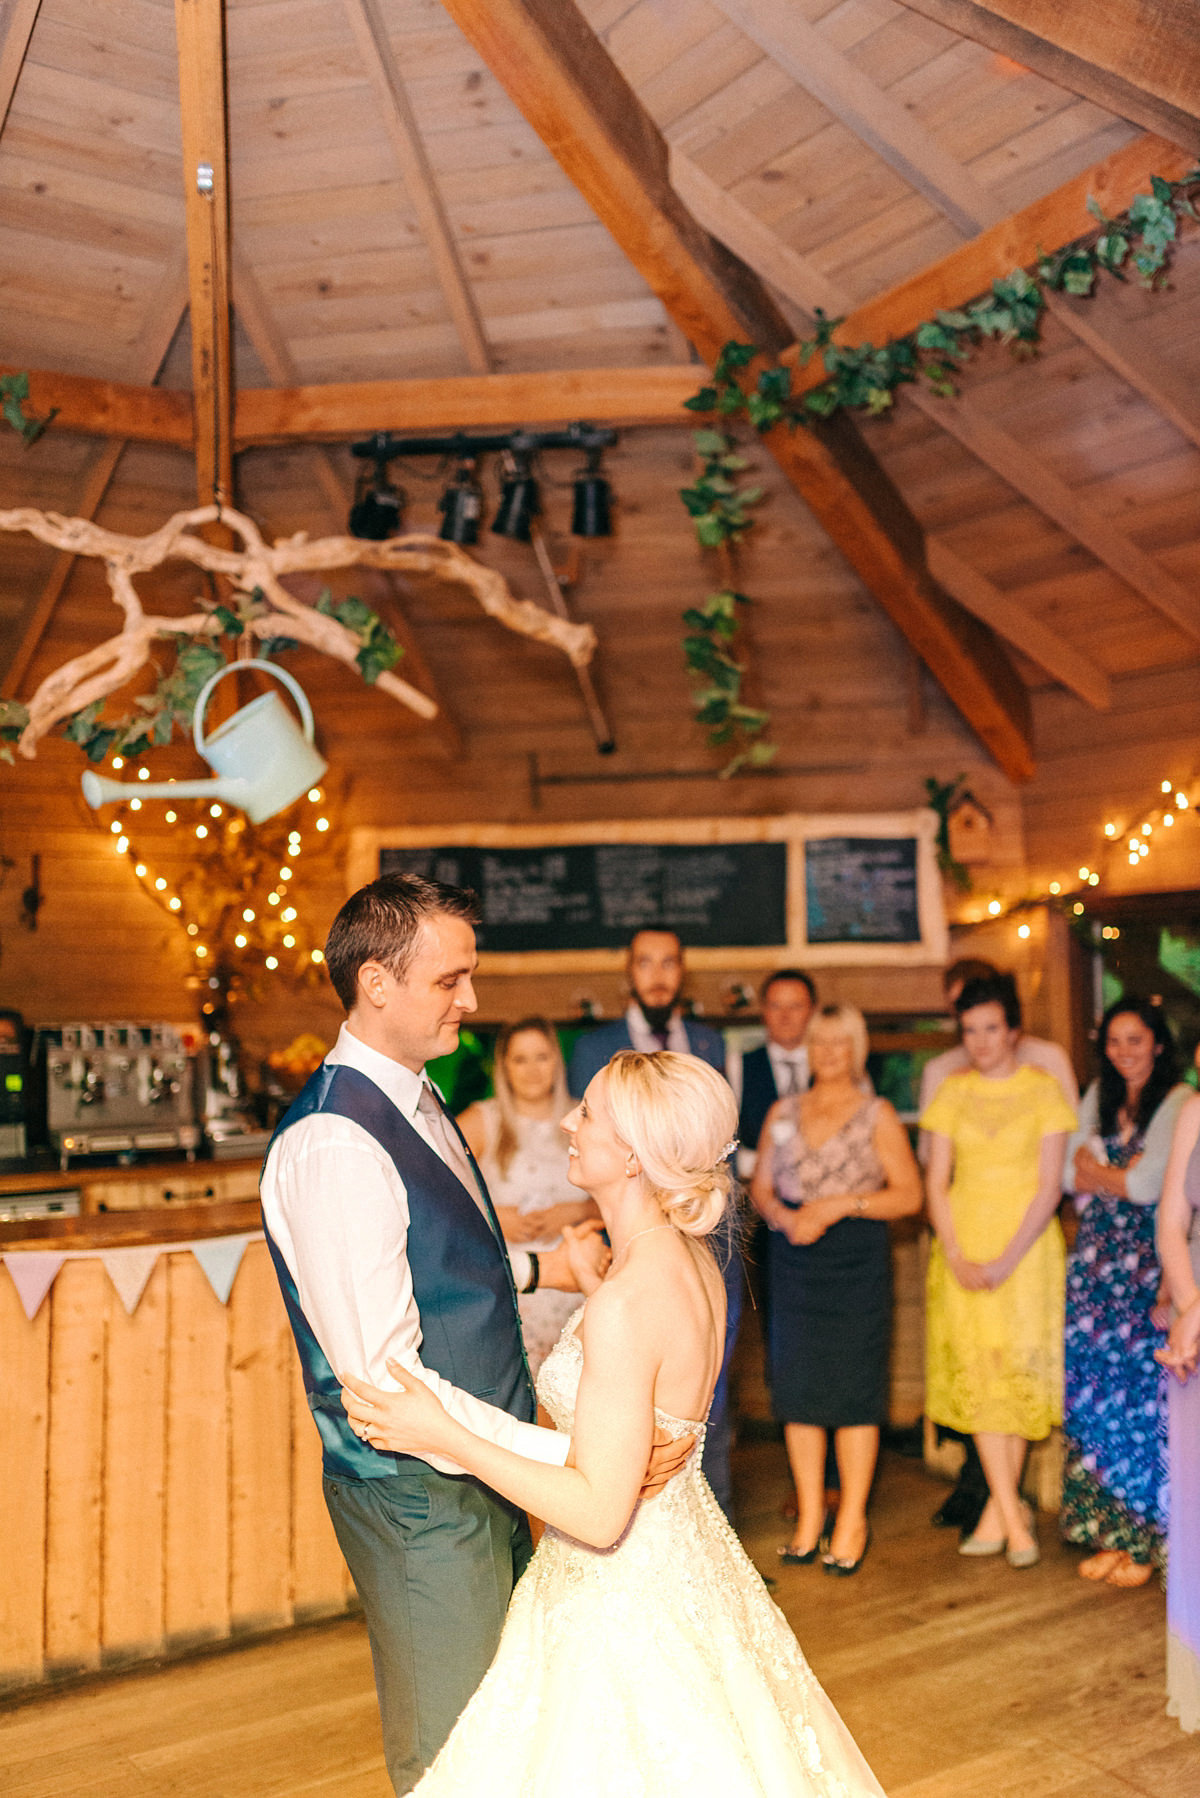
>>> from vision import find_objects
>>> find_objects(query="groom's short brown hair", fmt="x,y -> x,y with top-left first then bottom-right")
324,872 -> 480,1010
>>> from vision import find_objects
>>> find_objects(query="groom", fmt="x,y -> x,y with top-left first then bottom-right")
261,873 -> 605,1793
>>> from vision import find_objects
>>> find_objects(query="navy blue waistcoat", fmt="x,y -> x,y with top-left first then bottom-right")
262,1062 -> 535,1480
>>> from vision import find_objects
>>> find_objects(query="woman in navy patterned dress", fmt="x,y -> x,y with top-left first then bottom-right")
1061,997 -> 1190,1585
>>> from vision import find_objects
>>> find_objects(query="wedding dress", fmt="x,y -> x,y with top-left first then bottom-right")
414,1311 -> 887,1796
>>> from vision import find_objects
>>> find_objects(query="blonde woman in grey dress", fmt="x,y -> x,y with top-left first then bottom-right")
459,1018 -> 598,1373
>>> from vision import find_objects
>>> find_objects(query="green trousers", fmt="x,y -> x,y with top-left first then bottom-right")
324,1463 -> 532,1794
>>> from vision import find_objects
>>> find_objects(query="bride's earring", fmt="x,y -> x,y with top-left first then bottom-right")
625,1152 -> 639,1179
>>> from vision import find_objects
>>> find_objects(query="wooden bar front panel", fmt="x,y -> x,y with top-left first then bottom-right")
0,1239 -> 353,1692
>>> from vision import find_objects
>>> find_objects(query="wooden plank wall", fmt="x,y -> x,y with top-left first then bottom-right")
0,1242 -> 352,1693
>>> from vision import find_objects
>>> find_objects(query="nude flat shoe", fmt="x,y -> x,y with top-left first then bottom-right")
1105,1556 -> 1153,1588
958,1532 -> 1006,1557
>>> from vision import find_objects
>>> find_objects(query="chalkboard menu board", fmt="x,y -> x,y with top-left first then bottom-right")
804,836 -> 921,944
379,841 -> 788,952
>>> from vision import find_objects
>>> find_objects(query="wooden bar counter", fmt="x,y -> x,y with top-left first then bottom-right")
0,1170 -> 354,1695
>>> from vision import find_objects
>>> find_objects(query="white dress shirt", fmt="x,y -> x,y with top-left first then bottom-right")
766,1040 -> 810,1097
624,1002 -> 692,1053
261,1023 -> 570,1477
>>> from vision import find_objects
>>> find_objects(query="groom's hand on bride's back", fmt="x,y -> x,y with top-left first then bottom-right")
641,1428 -> 696,1496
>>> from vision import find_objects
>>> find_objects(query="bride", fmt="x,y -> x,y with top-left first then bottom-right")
342,1050 -> 887,1796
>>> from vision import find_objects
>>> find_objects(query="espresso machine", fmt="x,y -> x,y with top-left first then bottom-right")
42,1023 -> 200,1167
200,1030 -> 272,1160
0,1008 -> 30,1160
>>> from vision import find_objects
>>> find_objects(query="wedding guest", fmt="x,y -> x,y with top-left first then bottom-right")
750,1004 -> 922,1574
568,928 -> 739,1520
918,957 -> 1078,1119
922,973 -> 1075,1570
458,1019 -> 597,1375
919,957 -> 1078,1536
1061,997 -> 1188,1586
1157,1092 -> 1200,1732
567,929 -> 725,1094
734,969 -> 818,1178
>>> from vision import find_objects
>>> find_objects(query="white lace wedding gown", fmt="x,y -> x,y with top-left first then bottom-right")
414,1311 -> 887,1796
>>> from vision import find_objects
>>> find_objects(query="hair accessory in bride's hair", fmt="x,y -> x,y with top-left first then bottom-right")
721,1138 -> 738,1159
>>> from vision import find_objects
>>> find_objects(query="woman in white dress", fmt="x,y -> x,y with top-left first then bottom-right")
343,1050 -> 887,1797
458,1018 -> 598,1374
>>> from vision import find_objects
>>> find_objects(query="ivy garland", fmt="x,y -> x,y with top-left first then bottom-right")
677,165 -> 1200,772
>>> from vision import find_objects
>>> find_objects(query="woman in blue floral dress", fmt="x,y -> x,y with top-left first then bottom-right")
1061,997 -> 1190,1585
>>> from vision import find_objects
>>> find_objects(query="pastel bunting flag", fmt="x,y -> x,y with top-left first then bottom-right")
2,1251 -> 66,1321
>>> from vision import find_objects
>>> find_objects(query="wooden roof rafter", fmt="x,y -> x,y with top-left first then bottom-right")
898,0 -> 1200,157
1,257 -> 192,702
0,0 -> 41,140
338,0 -> 491,376
706,0 -> 1004,235
439,0 -> 1035,783
231,252 -> 464,758
669,165 -> 1114,713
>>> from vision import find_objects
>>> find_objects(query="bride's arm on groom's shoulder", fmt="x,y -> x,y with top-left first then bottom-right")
342,1280 -> 659,1548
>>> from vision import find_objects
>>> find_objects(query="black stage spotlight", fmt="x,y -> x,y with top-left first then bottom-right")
348,451 -> 405,540
491,449 -> 540,542
438,456 -> 484,545
571,446 -> 613,537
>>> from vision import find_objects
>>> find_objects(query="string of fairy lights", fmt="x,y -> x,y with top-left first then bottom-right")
99,756 -> 334,1004
961,767 -> 1197,941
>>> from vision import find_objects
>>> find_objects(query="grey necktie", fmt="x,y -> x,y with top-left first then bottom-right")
416,1084 -> 491,1225
777,1059 -> 801,1096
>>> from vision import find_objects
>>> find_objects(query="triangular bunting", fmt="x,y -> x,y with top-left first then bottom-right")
191,1234 -> 252,1304
3,1251 -> 65,1321
100,1245 -> 161,1316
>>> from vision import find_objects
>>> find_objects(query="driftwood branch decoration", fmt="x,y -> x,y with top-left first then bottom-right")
0,503 -> 597,758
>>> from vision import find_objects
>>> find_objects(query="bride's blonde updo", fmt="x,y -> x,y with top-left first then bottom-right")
603,1050 -> 737,1238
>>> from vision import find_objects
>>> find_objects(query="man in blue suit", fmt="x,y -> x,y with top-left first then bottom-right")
567,929 -> 725,1094
568,929 -> 738,1517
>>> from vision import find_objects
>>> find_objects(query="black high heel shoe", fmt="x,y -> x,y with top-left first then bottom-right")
823,1524 -> 871,1577
778,1509 -> 834,1566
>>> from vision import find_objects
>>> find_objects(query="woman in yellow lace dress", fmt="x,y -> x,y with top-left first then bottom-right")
922,973 -> 1075,1568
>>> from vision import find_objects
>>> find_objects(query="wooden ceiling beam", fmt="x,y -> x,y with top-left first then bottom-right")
669,167 -> 1112,715
174,0 -> 233,508
0,365 -> 192,444
0,0 -> 41,139
668,150 -> 849,318
234,366 -> 704,442
906,384 -> 1200,642
899,0 -> 1200,156
708,0 -> 1003,233
340,0 -> 490,375
926,539 -> 1111,711
438,0 -> 1033,782
1044,290 -> 1200,453
782,133 -> 1194,387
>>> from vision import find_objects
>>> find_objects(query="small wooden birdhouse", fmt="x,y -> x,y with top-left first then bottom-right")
947,791 -> 995,865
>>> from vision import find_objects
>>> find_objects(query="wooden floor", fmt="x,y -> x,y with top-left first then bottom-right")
1,1443 -> 1192,1797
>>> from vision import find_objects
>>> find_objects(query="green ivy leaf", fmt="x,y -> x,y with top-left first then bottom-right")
214,604 -> 244,637
684,386 -> 719,412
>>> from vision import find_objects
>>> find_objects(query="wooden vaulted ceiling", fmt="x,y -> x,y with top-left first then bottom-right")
1,0 -> 1200,790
